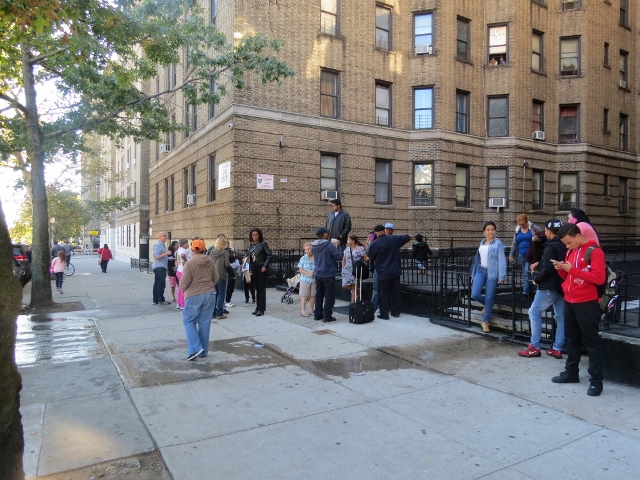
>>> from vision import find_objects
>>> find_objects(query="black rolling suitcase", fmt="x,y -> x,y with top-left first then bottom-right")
348,264 -> 374,324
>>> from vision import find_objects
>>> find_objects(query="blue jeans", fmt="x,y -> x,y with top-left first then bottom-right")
314,276 -> 335,320
518,254 -> 531,295
214,278 -> 228,316
182,291 -> 216,356
54,272 -> 64,289
471,266 -> 499,322
371,270 -> 379,311
153,267 -> 167,303
528,289 -> 565,350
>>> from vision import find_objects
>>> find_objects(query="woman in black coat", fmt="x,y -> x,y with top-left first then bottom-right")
248,228 -> 272,316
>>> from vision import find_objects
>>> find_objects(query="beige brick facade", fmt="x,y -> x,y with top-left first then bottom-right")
96,0 -> 640,253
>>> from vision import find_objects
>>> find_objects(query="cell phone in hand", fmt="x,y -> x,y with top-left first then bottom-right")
550,259 -> 561,264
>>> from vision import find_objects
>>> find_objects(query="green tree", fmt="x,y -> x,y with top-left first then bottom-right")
0,0 -> 294,309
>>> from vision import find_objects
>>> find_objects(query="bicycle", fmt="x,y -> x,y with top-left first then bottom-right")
63,261 -> 75,276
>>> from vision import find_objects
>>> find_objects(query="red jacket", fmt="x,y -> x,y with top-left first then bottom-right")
98,248 -> 113,261
558,241 -> 606,304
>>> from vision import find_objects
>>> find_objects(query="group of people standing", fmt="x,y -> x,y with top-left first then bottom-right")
469,209 -> 606,396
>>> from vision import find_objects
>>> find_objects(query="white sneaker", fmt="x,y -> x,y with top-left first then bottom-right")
225,302 -> 235,308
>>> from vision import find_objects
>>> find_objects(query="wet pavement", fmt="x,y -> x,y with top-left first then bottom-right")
18,256 -> 640,479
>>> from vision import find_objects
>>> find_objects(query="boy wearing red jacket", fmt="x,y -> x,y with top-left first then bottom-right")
552,223 -> 606,396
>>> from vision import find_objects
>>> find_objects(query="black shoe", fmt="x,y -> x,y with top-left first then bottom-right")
252,299 -> 256,303
255,311 -> 263,316
323,317 -> 337,323
224,309 -> 229,314
377,314 -> 390,320
187,348 -> 205,361
313,317 -> 323,321
245,299 -> 250,303
587,382 -> 603,396
552,371 -> 580,384
390,313 -> 400,318
252,310 -> 258,315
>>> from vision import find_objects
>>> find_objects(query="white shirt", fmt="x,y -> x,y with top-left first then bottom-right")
479,244 -> 490,268
177,246 -> 189,273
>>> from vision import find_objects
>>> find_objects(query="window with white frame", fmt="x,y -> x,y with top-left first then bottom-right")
559,173 -> 579,210
375,81 -> 390,126
414,87 -> 433,129
455,165 -> 469,208
321,0 -> 338,36
488,168 -> 508,206
413,163 -> 433,206
560,37 -> 580,76
320,69 -> 339,118
488,96 -> 508,137
375,160 -> 391,204
320,154 -> 339,193
488,25 -> 507,64
375,5 -> 391,50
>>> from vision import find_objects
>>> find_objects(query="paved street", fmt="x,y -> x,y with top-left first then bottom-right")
18,255 -> 640,479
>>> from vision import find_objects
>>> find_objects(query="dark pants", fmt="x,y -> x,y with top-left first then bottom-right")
153,267 -> 167,304
244,275 -> 255,301
378,276 -> 402,317
564,300 -> 603,383
54,272 -> 64,289
252,267 -> 267,312
226,272 -> 236,302
100,259 -> 109,272
314,276 -> 335,320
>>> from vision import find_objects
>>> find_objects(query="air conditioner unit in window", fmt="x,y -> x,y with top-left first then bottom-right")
532,131 -> 545,141
561,0 -> 579,11
489,197 -> 506,208
415,44 -> 433,55
159,144 -> 170,153
619,80 -> 627,89
321,190 -> 338,201
186,194 -> 196,205
126,162 -> 130,169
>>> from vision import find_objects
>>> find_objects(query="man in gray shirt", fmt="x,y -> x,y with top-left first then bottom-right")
152,232 -> 172,305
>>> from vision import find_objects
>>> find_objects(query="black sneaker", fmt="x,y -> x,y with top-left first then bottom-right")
313,317 -> 323,321
323,317 -> 337,323
587,382 -> 603,396
158,301 -> 171,305
377,314 -> 390,320
552,371 -> 580,383
187,348 -> 204,361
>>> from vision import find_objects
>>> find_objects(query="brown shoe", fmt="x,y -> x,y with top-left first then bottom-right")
216,314 -> 227,319
481,322 -> 490,333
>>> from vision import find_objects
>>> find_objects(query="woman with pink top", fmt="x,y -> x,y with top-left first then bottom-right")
175,238 -> 190,309
568,209 -> 600,245
51,250 -> 67,293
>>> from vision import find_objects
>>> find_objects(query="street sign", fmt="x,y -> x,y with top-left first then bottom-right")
89,230 -> 99,235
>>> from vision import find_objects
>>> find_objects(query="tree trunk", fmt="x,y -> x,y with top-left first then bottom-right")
22,44 -> 53,308
0,200 -> 25,479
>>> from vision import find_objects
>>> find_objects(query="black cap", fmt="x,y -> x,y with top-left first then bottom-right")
316,227 -> 329,236
373,225 -> 385,232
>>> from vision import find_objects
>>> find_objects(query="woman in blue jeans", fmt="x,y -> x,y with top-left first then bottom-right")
210,237 -> 230,320
509,214 -> 543,298
470,221 -> 507,333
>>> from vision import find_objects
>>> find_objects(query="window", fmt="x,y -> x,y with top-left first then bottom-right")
320,69 -> 339,118
532,100 -> 544,132
488,96 -> 509,137
414,87 -> 433,129
320,154 -> 339,192
604,174 -> 610,197
604,108 -> 610,133
375,5 -> 391,50
164,179 -> 169,212
170,175 -> 174,211
561,0 -> 581,10
375,160 -> 391,204
321,0 -> 338,36
559,105 -> 579,143
532,170 -> 543,210
171,114 -> 176,148
532,31 -> 543,72
191,104 -> 197,131
488,168 -> 508,206
183,168 -> 189,207
619,50 -> 628,86
209,78 -> 216,120
414,13 -> 433,50
165,66 -> 171,90
185,44 -> 191,70
375,82 -> 390,126
488,25 -> 507,64
604,42 -> 610,67
619,177 -> 629,214
208,155 -> 216,202
191,163 -> 197,203
620,0 -> 629,27
211,0 -> 217,25
559,173 -> 579,210
455,165 -> 470,207
456,17 -> 470,62
155,183 -> 159,215
560,37 -> 580,76
532,0 -> 545,5
456,90 -> 469,134
413,163 -> 433,206
619,114 -> 628,151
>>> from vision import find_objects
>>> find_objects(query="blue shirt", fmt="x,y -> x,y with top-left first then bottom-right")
152,241 -> 168,269
298,255 -> 315,283
516,229 -> 533,256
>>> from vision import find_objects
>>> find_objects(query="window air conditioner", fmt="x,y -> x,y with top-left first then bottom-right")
321,190 -> 338,201
126,162 -> 130,169
415,44 -> 433,55
562,0 -> 579,11
619,80 -> 627,89
489,197 -> 506,208
186,194 -> 196,205
532,131 -> 545,141
159,144 -> 170,153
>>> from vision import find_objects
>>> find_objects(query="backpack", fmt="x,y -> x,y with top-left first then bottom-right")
584,245 -> 619,313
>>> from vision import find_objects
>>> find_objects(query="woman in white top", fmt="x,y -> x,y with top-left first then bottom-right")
175,238 -> 190,309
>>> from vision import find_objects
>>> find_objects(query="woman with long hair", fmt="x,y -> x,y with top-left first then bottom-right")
341,234 -> 366,302
508,214 -> 543,298
51,250 -> 67,293
167,240 -> 179,302
248,228 -> 272,317
210,237 -> 231,319
97,244 -> 113,273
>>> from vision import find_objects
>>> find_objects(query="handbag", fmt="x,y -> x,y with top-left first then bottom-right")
350,247 -> 369,280
49,266 -> 54,275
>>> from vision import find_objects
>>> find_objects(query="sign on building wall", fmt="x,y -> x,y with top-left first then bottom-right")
218,161 -> 231,190
256,174 -> 274,190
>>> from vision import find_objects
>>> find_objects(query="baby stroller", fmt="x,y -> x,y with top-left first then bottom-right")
281,273 -> 300,304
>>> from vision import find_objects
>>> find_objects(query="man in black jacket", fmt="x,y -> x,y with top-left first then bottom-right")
325,199 -> 352,253
518,219 -> 566,358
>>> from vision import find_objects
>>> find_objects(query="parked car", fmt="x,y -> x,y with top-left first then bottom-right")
12,243 -> 31,286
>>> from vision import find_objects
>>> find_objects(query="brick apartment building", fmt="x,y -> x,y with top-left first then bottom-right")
95,0 -> 639,257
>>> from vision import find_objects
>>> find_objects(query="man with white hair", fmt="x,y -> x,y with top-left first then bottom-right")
152,232 -> 172,305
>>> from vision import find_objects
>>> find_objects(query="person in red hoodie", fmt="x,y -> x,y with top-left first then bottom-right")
551,223 -> 606,396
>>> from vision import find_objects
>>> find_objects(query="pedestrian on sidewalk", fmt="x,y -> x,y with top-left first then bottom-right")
180,239 -> 219,361
51,250 -> 67,293
248,228 -> 272,317
470,221 -> 506,333
210,237 -> 230,319
298,242 -> 316,317
97,244 -> 113,273
152,232 -> 172,305
175,238 -> 190,309
367,225 -> 386,313
167,240 -> 179,302
551,222 -> 606,396
242,256 -> 255,303
341,235 -> 366,303
518,219 -> 566,359
312,227 -> 342,322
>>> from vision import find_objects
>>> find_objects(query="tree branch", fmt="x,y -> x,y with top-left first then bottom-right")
0,93 -> 28,115
28,46 -> 70,65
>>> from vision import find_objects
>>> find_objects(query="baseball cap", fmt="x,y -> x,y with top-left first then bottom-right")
316,227 -> 329,237
546,219 -> 563,230
191,239 -> 206,252
191,236 -> 200,240
179,238 -> 189,246
373,225 -> 385,232
384,223 -> 394,229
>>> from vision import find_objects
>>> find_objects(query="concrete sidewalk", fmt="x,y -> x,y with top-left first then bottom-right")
18,256 -> 640,479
